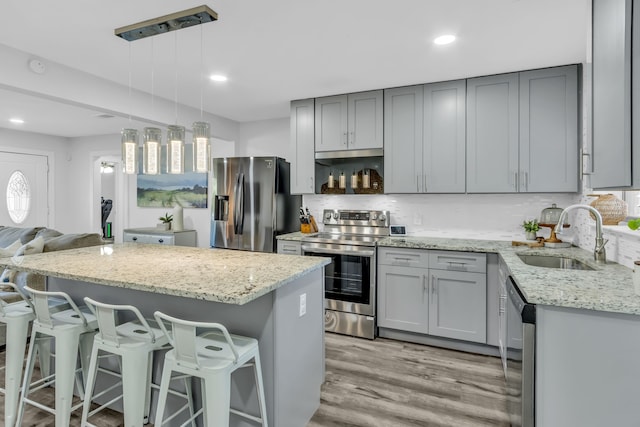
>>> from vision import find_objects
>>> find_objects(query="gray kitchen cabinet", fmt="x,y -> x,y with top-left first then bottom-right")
591,0 -> 637,189
383,85 -> 423,193
315,90 -> 383,153
467,66 -> 579,193
290,99 -> 315,194
123,228 -> 196,247
519,65 -> 579,192
383,81 -> 465,194
277,240 -> 302,255
428,251 -> 486,343
377,263 -> 429,334
377,247 -> 487,344
423,80 -> 466,193
466,73 -> 519,193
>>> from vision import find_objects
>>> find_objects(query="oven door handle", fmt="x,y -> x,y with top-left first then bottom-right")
301,245 -> 375,257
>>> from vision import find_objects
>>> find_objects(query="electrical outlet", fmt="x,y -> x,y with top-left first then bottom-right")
413,212 -> 422,225
299,293 -> 307,317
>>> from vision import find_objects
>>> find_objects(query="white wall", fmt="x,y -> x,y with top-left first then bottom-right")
237,118 -> 290,159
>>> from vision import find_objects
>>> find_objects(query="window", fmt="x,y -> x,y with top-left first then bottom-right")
623,191 -> 640,217
6,170 -> 31,224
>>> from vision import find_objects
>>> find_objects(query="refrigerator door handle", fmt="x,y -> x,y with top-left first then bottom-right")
234,173 -> 245,235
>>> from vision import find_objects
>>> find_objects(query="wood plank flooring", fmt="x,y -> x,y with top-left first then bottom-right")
0,333 -> 511,426
308,333 -> 511,427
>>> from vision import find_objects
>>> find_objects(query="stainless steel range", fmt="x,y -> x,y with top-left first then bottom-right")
301,209 -> 390,339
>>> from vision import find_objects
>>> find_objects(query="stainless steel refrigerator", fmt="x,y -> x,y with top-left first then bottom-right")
210,157 -> 302,252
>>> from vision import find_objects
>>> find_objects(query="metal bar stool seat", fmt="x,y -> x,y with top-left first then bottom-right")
15,286 -> 98,427
153,311 -> 268,427
80,297 -> 194,427
0,283 -> 68,427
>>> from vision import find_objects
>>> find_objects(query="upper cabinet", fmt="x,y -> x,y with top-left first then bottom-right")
466,73 -> 519,193
384,81 -> 466,193
290,99 -> 315,194
315,91 -> 383,153
591,0 -> 638,189
519,66 -> 579,192
467,66 -> 579,193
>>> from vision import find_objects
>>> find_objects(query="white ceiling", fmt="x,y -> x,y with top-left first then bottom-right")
0,0 -> 590,138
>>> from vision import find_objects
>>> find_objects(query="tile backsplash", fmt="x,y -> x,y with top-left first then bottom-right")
302,192 -> 640,270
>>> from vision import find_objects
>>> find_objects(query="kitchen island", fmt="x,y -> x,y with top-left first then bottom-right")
0,243 -> 330,427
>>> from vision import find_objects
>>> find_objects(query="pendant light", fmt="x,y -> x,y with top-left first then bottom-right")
192,121 -> 210,173
121,44 -> 139,174
166,31 -> 185,174
192,24 -> 211,173
121,128 -> 139,174
167,125 -> 185,174
143,127 -> 162,175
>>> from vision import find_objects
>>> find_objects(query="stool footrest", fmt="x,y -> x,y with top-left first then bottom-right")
230,408 -> 264,424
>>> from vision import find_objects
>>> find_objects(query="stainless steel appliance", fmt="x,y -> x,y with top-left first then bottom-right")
301,209 -> 390,339
506,276 -> 535,427
210,157 -> 301,253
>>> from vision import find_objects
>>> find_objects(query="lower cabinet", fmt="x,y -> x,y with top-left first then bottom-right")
277,240 -> 302,255
378,247 -> 487,344
123,228 -> 196,247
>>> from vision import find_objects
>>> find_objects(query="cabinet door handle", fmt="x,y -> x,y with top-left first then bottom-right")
343,132 -> 348,146
309,177 -> 314,191
431,274 -> 436,297
417,175 -> 420,192
523,171 -> 528,191
132,237 -> 137,242
422,274 -> 427,303
581,149 -> 594,176
349,131 -> 354,146
158,239 -> 164,243
424,175 -> 427,193
514,171 -> 519,191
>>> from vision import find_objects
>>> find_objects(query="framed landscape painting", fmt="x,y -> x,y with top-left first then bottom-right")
137,172 -> 208,208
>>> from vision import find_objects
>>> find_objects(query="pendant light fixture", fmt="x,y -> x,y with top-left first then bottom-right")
192,121 -> 210,173
192,24 -> 211,173
167,125 -> 185,174
122,44 -> 139,174
121,128 -> 139,174
166,31 -> 185,174
143,127 -> 162,175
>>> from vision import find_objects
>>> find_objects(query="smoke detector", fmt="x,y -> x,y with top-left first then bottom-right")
114,5 -> 218,42
28,59 -> 46,74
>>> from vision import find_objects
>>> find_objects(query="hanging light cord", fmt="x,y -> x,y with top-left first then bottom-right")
174,31 -> 179,125
151,38 -> 155,115
128,43 -> 132,123
200,24 -> 204,119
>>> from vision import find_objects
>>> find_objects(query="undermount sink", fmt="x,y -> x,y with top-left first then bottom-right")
517,254 -> 595,271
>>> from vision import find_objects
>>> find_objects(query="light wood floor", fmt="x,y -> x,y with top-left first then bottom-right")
0,333 -> 511,426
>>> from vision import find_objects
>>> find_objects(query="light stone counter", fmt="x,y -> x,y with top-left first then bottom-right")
0,243 -> 330,305
378,236 -> 638,316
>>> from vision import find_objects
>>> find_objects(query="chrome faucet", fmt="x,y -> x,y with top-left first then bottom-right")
554,204 -> 608,263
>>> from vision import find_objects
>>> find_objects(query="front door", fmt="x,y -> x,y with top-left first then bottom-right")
0,152 -> 48,228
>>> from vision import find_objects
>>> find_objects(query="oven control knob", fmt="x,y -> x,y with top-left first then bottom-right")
378,214 -> 387,222
371,213 -> 378,220
325,212 -> 332,220
333,212 -> 339,219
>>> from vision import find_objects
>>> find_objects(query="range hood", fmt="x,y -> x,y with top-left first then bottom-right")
315,148 -> 383,160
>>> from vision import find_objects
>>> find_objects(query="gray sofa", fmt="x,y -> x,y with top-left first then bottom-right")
0,226 -> 104,345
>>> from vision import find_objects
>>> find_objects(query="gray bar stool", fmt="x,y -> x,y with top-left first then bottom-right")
15,286 -> 98,427
153,311 -> 268,427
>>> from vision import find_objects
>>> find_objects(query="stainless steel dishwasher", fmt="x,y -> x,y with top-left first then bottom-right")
506,276 -> 536,427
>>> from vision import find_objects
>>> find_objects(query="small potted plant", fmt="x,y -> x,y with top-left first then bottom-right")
158,213 -> 173,231
522,219 -> 540,240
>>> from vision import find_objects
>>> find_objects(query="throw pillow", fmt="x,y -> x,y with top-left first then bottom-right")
15,236 -> 45,257
0,239 -> 22,257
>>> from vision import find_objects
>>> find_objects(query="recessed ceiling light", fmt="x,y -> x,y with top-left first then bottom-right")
209,74 -> 228,82
9,118 -> 24,124
434,34 -> 456,45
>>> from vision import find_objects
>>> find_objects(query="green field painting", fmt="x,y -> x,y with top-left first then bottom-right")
137,172 -> 208,208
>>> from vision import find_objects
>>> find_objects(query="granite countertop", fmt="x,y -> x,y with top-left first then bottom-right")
0,243 -> 330,305
276,232 -> 316,241
378,236 -> 638,316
